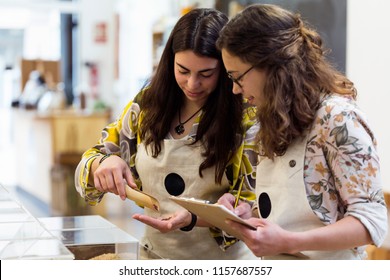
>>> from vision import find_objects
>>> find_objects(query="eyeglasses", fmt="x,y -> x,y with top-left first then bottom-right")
227,65 -> 255,88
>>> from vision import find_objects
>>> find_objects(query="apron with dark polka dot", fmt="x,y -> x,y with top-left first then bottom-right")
135,137 -> 256,260
256,135 -> 364,259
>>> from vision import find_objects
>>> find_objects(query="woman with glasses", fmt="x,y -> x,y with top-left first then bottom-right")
74,8 -> 259,259
216,4 -> 388,259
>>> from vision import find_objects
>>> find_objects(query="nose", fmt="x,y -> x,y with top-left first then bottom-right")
187,74 -> 200,90
232,83 -> 242,95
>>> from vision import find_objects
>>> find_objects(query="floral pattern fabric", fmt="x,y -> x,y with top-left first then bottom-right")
304,94 -> 387,246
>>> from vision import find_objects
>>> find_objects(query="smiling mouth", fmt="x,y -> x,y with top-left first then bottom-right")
189,91 -> 199,94
187,90 -> 203,96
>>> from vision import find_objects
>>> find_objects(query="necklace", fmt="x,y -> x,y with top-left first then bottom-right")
174,107 -> 203,135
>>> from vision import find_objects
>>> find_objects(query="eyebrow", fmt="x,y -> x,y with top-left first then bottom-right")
176,62 -> 217,73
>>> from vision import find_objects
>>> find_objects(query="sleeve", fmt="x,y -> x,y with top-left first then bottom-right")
211,106 -> 260,250
74,98 -> 142,205
321,99 -> 388,246
229,106 -> 259,201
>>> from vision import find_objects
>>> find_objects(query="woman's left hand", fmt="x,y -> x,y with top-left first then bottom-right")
132,210 -> 193,233
217,193 -> 252,219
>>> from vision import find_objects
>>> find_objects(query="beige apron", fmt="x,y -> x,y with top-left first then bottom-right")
256,135 -> 365,259
135,136 -> 256,260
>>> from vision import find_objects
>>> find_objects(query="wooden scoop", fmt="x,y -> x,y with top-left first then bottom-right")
125,185 -> 160,212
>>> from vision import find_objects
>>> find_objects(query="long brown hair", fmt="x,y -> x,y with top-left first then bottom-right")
140,8 -> 243,183
217,4 -> 356,159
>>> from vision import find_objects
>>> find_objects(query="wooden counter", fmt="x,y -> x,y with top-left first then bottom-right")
13,108 -> 110,210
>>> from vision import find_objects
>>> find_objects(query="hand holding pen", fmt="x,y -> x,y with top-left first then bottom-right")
232,176 -> 252,218
217,176 -> 252,219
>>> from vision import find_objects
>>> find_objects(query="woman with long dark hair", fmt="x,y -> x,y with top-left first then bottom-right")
75,8 -> 258,259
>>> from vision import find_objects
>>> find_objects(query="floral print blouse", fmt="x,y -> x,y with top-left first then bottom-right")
303,94 -> 387,246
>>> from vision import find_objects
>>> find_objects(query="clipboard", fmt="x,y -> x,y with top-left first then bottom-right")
170,196 -> 256,240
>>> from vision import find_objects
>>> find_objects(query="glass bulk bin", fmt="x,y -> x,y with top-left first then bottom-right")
38,215 -> 140,260
0,184 -> 74,260
1,184 -> 162,260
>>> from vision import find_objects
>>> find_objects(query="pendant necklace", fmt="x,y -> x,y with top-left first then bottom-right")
174,107 -> 203,135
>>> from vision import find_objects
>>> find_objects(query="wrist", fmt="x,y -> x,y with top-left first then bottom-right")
180,212 -> 197,232
99,153 -> 113,164
284,231 -> 301,255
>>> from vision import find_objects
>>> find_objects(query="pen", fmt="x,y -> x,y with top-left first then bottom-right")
234,176 -> 245,208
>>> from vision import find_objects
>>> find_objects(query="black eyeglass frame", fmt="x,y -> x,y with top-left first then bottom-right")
227,65 -> 255,88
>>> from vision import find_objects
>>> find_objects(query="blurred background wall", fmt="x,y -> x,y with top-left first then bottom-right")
0,0 -> 389,213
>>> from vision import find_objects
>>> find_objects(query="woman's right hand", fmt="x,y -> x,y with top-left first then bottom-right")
92,155 -> 137,200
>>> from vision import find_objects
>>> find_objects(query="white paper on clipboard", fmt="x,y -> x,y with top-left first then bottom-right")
170,196 -> 256,240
